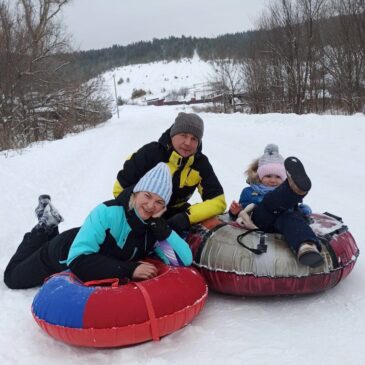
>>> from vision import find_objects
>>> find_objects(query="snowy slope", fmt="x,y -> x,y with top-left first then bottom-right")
1,55 -> 365,364
103,55 -> 215,103
1,105 -> 364,365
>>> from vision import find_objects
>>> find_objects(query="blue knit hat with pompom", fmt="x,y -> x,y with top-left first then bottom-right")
133,163 -> 172,204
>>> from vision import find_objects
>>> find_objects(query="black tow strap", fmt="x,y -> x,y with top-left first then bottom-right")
237,229 -> 268,255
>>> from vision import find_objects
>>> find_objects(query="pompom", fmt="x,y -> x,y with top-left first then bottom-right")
264,144 -> 279,156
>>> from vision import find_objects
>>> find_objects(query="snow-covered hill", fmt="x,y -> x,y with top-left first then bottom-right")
103,55 -> 215,104
1,104 -> 364,363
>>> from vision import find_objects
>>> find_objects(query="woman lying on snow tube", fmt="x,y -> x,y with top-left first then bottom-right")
4,163 -> 193,289
187,146 -> 359,296
4,163 -> 208,347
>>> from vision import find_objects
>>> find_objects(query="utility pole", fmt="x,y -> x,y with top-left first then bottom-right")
113,74 -> 120,119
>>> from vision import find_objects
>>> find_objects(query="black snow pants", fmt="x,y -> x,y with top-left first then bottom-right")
252,181 -> 319,253
4,227 -> 79,289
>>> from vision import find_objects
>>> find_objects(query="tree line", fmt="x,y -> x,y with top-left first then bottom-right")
61,33 -> 257,83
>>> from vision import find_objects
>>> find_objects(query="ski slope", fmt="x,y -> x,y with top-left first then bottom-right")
1,105 -> 364,364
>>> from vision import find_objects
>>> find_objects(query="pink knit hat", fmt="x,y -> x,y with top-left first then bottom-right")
257,144 -> 286,182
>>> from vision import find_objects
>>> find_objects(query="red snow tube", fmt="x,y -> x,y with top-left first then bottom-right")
32,261 -> 207,348
187,213 -> 359,296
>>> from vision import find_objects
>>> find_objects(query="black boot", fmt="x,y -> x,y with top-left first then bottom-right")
284,157 -> 311,194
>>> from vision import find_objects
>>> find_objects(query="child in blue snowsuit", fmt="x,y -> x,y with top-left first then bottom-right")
229,144 -> 323,268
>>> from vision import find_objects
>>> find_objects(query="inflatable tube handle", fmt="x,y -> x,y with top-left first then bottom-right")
323,211 -> 343,223
83,278 -> 120,287
134,282 -> 160,341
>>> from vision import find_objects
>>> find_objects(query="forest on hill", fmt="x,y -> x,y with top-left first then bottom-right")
1,0 -> 364,152
63,32 -> 258,81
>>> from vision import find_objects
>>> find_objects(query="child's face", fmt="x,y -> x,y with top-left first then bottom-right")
261,174 -> 283,187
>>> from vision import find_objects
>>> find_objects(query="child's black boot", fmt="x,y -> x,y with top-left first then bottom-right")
284,157 -> 311,194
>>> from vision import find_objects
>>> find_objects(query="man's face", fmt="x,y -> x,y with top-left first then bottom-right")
171,133 -> 199,158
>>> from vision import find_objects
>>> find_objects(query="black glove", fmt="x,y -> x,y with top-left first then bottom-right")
148,217 -> 172,241
167,212 -> 190,237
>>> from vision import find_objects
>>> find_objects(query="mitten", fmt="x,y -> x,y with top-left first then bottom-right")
229,201 -> 242,215
167,212 -> 190,236
236,203 -> 258,230
298,203 -> 312,217
148,217 -> 172,241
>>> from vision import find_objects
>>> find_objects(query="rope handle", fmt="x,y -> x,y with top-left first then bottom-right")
134,282 -> 160,341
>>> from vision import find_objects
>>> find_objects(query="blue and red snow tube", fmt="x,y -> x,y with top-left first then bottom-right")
32,260 -> 207,348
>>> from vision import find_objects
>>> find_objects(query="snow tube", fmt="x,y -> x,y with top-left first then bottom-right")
31,261 -> 207,348
187,213 -> 359,296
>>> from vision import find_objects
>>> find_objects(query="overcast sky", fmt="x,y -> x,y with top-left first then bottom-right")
61,0 -> 270,50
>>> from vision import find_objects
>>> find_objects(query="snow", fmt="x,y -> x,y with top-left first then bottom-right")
103,54 -> 216,103
1,59 -> 365,364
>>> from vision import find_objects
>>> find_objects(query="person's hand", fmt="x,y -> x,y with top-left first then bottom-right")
148,216 -> 172,241
167,212 -> 190,236
236,203 -> 258,230
132,261 -> 158,281
229,201 -> 242,215
298,203 -> 312,217
152,206 -> 167,218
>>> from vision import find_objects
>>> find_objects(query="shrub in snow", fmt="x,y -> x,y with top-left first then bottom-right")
131,89 -> 147,99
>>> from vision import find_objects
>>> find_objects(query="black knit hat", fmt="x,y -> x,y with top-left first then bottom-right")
170,112 -> 204,142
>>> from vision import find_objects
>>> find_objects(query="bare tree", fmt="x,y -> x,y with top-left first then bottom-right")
319,0 -> 365,113
241,56 -> 271,113
256,0 -> 326,113
241,0 -> 365,115
0,0 -> 112,151
209,60 -> 244,112
298,0 -> 327,112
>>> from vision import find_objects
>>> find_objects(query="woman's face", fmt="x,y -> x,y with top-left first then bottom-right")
133,192 -> 166,220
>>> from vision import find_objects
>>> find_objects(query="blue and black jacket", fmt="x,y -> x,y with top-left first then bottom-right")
66,187 -> 192,282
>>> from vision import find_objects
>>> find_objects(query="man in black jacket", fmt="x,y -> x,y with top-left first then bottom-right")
113,112 -> 226,235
